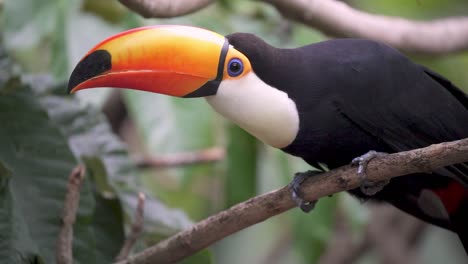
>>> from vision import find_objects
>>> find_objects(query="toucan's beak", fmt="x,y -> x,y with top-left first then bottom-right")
68,25 -> 229,97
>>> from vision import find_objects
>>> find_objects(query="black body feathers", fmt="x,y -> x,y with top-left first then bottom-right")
227,33 -> 468,250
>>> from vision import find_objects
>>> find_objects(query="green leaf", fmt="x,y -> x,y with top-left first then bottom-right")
0,79 -> 97,263
29,78 -> 132,261
0,168 -> 43,264
0,45 -> 130,262
92,192 -> 125,263
30,76 -> 197,257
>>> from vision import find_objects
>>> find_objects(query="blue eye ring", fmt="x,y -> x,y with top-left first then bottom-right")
227,58 -> 243,77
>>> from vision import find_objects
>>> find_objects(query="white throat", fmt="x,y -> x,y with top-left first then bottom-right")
206,73 -> 299,148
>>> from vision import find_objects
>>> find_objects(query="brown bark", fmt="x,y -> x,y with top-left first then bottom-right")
118,0 -> 214,18
117,0 -> 468,54
115,193 -> 146,261
135,147 -> 225,168
114,138 -> 468,264
56,165 -> 86,264
266,0 -> 468,54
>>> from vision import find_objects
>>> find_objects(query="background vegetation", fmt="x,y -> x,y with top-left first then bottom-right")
1,0 -> 468,263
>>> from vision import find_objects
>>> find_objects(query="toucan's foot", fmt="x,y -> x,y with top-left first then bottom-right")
360,179 -> 389,196
351,151 -> 389,196
290,170 -> 321,212
351,151 -> 387,174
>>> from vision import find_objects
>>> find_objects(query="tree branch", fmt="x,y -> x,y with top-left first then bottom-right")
115,192 -> 146,261
114,138 -> 468,264
117,0 -> 214,18
117,0 -> 468,54
135,147 -> 225,168
56,165 -> 86,264
265,0 -> 468,54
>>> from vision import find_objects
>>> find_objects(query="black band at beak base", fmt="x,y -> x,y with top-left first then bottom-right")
184,39 -> 230,98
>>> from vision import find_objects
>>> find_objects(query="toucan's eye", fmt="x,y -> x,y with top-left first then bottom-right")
227,58 -> 243,77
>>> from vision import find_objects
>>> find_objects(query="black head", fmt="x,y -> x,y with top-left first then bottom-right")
226,33 -> 279,83
226,33 -> 311,101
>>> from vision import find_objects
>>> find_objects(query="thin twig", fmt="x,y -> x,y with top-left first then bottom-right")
56,165 -> 86,264
135,147 -> 225,168
115,192 -> 146,261
114,138 -> 468,264
266,0 -> 468,54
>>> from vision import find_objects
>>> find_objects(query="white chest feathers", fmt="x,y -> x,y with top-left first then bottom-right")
206,73 -> 299,148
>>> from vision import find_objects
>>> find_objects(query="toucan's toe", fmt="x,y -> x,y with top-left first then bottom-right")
351,150 -> 389,196
290,170 -> 321,213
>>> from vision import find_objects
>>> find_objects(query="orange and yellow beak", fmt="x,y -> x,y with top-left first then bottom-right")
68,25 -> 230,97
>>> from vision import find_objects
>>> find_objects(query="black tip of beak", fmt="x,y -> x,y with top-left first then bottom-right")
67,50 -> 112,93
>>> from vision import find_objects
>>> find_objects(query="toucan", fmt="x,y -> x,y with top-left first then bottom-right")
68,25 -> 468,251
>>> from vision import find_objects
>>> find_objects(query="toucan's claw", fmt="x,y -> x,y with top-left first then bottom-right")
290,170 -> 321,213
360,179 -> 389,196
351,150 -> 389,196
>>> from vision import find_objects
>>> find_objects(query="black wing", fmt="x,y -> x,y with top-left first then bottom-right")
335,43 -> 468,237
335,45 -> 468,185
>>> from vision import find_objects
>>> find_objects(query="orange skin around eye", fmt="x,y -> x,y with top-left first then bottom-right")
223,47 -> 252,80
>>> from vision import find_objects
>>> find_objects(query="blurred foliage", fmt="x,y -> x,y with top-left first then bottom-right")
352,0 -> 468,19
82,0 -> 127,23
0,56 -> 117,263
225,125 -> 257,207
1,0 -> 468,263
